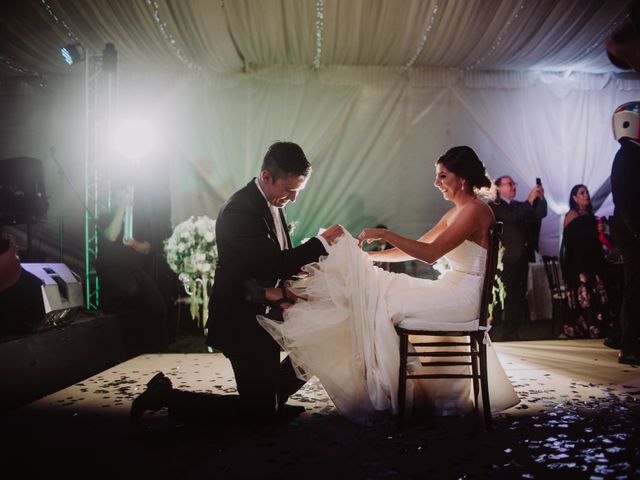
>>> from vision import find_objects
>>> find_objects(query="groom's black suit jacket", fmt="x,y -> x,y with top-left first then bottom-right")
206,179 -> 326,357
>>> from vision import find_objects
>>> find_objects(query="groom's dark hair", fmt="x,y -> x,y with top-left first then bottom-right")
262,142 -> 312,181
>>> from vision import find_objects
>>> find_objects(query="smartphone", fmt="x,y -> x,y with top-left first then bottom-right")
536,177 -> 542,186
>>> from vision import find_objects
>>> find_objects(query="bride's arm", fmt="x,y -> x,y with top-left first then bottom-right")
367,214 -> 449,262
360,204 -> 485,264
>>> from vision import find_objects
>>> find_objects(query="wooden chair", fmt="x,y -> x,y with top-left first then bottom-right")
541,256 -> 567,336
395,222 -> 503,430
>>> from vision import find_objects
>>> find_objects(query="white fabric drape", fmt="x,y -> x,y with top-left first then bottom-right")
2,65 -> 639,265
1,1 -> 639,265
99,66 -> 640,258
0,1 -> 630,77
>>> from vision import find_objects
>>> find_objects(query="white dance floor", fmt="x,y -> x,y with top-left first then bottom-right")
15,339 -> 639,416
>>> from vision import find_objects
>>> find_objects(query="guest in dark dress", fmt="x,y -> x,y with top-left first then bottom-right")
560,184 -> 614,339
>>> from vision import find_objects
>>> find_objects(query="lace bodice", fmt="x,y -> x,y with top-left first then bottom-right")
444,240 -> 486,276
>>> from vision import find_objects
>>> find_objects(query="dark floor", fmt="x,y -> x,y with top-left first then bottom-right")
4,313 -> 639,480
4,340 -> 639,480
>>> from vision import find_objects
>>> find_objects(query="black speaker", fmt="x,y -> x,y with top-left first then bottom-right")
0,263 -> 83,334
0,156 -> 49,225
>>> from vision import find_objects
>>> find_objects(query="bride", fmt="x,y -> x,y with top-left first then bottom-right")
256,146 -> 519,426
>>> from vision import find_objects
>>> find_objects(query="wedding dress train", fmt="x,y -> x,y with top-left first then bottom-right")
258,232 -> 519,426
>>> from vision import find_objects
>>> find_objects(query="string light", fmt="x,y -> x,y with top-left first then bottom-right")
146,0 -> 202,73
467,0 -> 525,70
0,55 -> 47,87
402,3 -> 440,70
312,0 -> 325,70
40,0 -> 81,43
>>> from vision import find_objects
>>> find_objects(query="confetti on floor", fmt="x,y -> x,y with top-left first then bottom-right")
4,339 -> 639,479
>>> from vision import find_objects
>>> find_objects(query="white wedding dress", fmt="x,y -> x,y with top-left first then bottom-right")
258,232 -> 519,426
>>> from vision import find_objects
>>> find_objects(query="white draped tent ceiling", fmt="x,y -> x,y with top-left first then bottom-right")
1,0 -> 639,261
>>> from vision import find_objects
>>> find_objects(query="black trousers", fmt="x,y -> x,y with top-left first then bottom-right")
167,353 -> 305,425
620,242 -> 640,354
499,256 -> 529,340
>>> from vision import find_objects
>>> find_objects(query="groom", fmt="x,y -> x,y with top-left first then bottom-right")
206,141 -> 343,420
131,141 -> 343,424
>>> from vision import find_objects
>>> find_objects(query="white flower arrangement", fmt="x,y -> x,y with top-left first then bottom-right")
164,215 -> 217,329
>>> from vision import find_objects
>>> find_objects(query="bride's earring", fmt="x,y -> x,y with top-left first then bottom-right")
461,181 -> 465,192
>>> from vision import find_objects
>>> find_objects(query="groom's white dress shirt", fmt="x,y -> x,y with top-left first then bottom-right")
255,178 -> 329,251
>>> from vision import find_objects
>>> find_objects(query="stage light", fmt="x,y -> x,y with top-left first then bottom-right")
60,43 -> 85,66
112,118 -> 156,160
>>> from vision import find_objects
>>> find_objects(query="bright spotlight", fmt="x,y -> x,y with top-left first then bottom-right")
61,43 -> 85,66
112,119 -> 156,160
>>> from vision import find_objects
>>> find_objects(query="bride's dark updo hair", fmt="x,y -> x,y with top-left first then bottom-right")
436,146 -> 492,191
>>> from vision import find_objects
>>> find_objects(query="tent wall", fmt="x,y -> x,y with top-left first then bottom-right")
1,68 -> 639,267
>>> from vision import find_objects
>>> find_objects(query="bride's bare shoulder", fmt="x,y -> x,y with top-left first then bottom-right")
462,198 -> 493,213
461,198 -> 495,226
473,197 -> 495,216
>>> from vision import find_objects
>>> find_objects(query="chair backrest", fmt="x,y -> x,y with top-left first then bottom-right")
478,222 -> 503,328
542,255 -> 564,297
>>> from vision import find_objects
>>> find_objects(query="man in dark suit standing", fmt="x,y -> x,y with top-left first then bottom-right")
131,141 -> 343,424
491,176 -> 547,340
610,102 -> 640,365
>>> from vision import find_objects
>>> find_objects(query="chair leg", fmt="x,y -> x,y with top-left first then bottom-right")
479,343 -> 492,430
470,335 -> 480,413
397,332 -> 409,428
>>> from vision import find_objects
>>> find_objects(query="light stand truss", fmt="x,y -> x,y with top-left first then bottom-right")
84,51 -> 117,310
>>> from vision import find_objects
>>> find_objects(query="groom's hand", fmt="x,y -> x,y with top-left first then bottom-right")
320,224 -> 344,245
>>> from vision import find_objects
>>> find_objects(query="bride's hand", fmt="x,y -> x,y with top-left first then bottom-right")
357,228 -> 386,248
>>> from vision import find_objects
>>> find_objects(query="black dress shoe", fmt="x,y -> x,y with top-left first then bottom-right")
130,372 -> 173,423
618,352 -> 640,365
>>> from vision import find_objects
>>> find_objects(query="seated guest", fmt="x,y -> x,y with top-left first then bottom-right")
96,182 -> 170,352
560,184 -> 615,339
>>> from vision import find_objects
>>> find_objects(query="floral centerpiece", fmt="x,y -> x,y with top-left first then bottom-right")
164,215 -> 217,330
